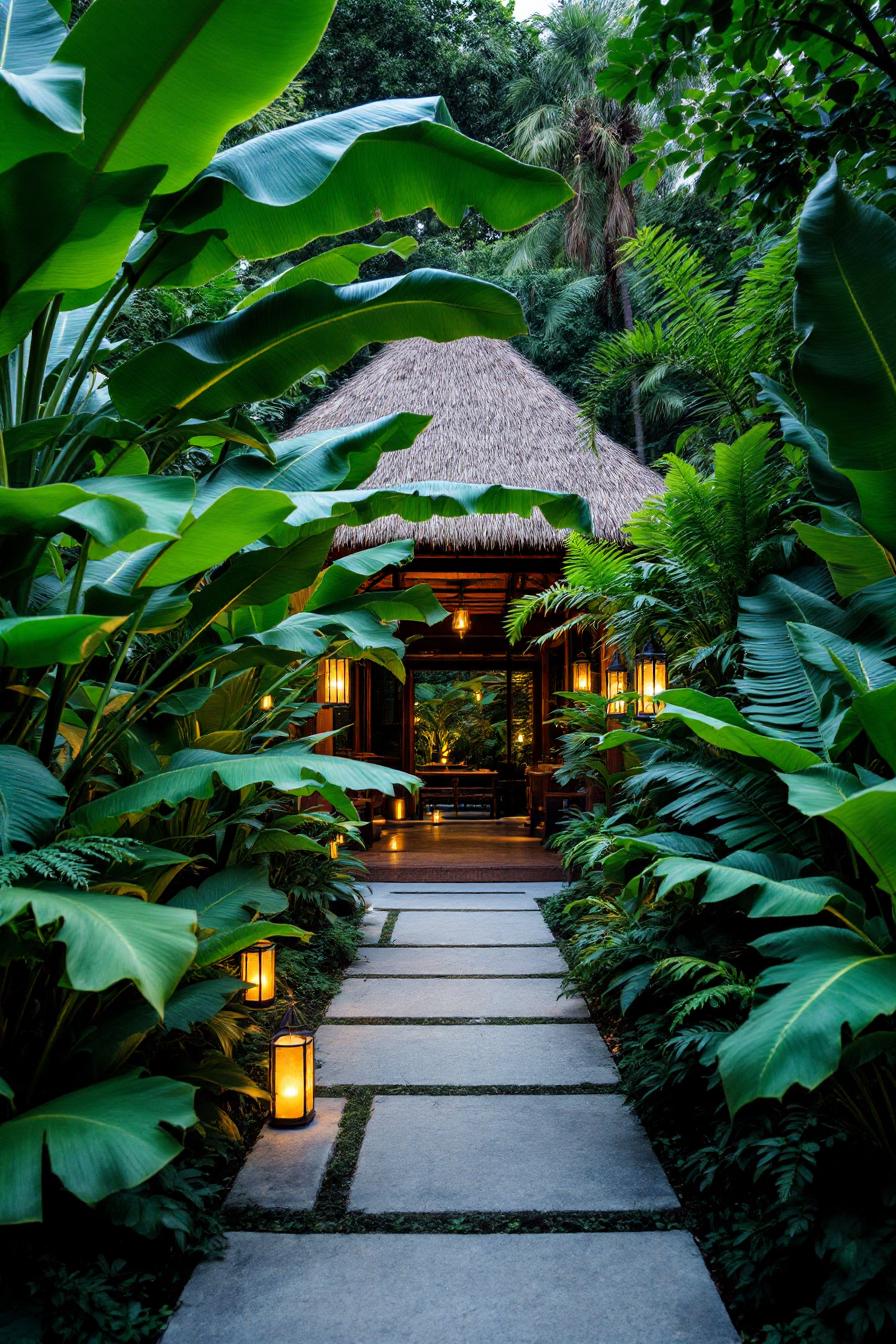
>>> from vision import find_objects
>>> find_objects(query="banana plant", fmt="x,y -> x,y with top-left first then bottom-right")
0,0 -> 583,1225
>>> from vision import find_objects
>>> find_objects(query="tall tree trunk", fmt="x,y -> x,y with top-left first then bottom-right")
617,267 -> 646,464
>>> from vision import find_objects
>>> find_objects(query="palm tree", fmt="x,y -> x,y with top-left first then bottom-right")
507,0 -> 647,459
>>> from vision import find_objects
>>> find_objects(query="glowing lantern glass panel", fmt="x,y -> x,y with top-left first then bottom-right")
572,650 -> 592,694
605,650 -> 628,714
392,797 -> 406,821
258,692 -> 274,712
241,939 -> 276,1006
635,640 -> 667,716
269,1009 -> 315,1127
451,605 -> 470,637
323,657 -> 350,705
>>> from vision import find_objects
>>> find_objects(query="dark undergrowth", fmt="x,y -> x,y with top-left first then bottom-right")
0,917 -> 361,1344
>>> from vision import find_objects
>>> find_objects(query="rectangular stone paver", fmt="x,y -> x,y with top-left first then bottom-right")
225,1098 -> 344,1210
391,910 -> 553,945
315,1024 -> 617,1085
327,977 -> 589,1020
350,1094 -> 676,1212
369,889 -> 540,910
346,945 -> 568,976
164,1232 -> 739,1343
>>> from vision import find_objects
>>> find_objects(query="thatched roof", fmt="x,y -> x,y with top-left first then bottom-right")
283,337 -> 662,551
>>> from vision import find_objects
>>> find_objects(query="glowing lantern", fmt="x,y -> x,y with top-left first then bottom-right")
515,731 -> 524,745
635,640 -> 667,716
258,692 -> 274,712
392,797 -> 406,821
323,656 -> 350,705
241,939 -> 276,1007
605,650 -> 628,715
432,808 -> 443,824
452,585 -> 470,638
269,1007 -> 315,1128
571,649 -> 593,694
473,689 -> 482,703
327,834 -> 345,859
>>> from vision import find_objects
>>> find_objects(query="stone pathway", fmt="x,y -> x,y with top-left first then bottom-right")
165,881 -> 740,1343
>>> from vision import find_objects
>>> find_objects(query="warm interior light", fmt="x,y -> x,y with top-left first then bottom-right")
392,797 -> 406,821
605,650 -> 628,715
270,1010 -> 315,1128
451,606 -> 470,637
474,689 -> 482,703
432,808 -> 443,824
515,731 -> 524,744
258,692 -> 274,712
323,656 -> 351,705
328,839 -> 339,859
635,640 -> 667,716
388,837 -> 398,851
241,939 -> 276,1007
572,650 -> 592,694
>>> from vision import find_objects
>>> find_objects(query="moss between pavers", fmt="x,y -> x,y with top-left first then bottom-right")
377,910 -> 399,945
224,1207 -> 690,1236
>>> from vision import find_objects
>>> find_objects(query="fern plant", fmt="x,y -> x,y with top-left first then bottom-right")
584,224 -> 797,451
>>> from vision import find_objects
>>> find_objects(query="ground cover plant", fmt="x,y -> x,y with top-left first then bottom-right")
0,0 -> 583,1333
546,171 -> 896,1340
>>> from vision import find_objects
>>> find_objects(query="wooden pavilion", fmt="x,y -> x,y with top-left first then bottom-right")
284,336 -> 660,828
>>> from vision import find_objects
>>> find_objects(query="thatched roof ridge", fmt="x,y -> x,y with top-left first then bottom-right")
284,337 -> 662,550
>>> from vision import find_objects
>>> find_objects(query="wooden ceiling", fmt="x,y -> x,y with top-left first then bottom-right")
364,552 -> 562,619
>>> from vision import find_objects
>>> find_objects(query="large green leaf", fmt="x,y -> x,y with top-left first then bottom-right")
0,1072 -> 196,1223
853,684 -> 896,771
780,768 -> 896,896
0,613 -> 125,667
137,488 -> 297,589
57,0 -> 336,192
232,235 -> 418,311
0,477 -> 194,549
71,743 -> 420,829
793,508 -> 895,598
784,621 -> 896,694
793,167 -> 896,550
306,542 -> 415,610
0,0 -> 83,172
0,745 -> 68,852
657,688 -> 821,771
109,270 -> 527,422
152,97 -> 573,281
0,887 -> 197,1014
166,865 -> 287,933
718,927 -> 896,1112
193,918 -> 309,968
195,416 -> 431,506
0,154 -> 161,356
654,849 -> 860,919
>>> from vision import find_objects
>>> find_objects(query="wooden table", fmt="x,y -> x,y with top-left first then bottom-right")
417,768 -> 500,817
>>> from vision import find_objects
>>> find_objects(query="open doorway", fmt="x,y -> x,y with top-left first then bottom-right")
411,667 -> 534,819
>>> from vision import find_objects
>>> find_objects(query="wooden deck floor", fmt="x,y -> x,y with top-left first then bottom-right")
362,818 -> 563,882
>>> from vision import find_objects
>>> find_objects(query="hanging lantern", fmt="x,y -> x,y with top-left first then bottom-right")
452,585 -> 470,638
571,649 -> 593,694
635,640 -> 667,716
322,656 -> 351,705
241,939 -> 276,1007
258,692 -> 274,712
605,650 -> 628,715
269,1006 -> 315,1128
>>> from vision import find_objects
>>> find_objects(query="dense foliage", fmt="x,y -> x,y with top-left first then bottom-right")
546,172 -> 896,1340
0,0 -> 580,1331
602,0 -> 896,222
